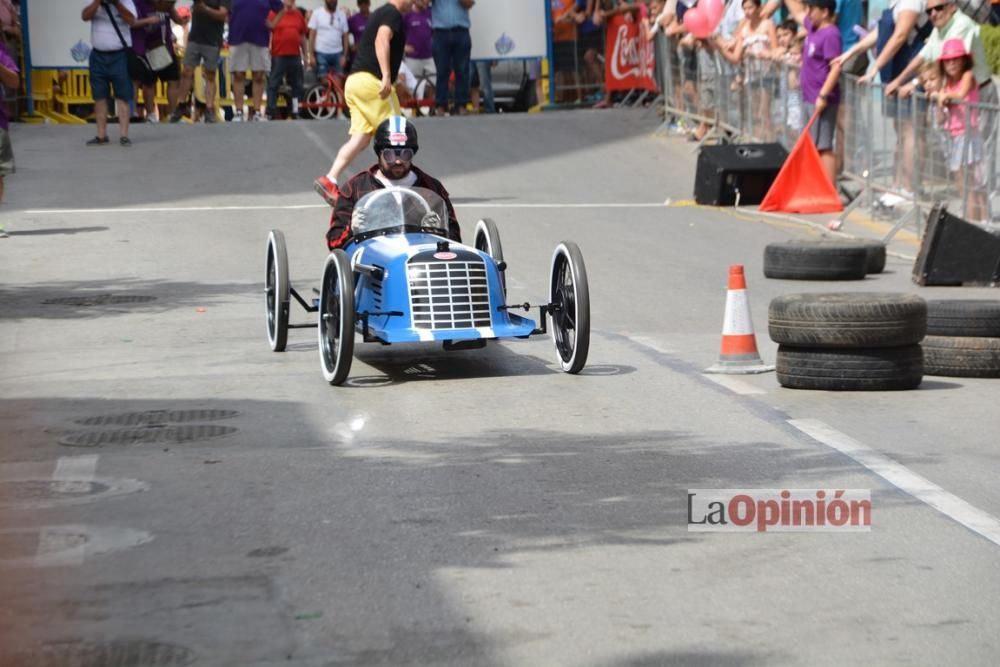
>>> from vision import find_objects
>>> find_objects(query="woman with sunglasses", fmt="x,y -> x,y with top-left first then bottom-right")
325,116 -> 462,251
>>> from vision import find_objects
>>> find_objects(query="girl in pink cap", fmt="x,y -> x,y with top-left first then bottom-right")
934,37 -> 986,223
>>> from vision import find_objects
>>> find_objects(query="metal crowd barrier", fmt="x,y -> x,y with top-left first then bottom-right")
653,36 -> 1000,235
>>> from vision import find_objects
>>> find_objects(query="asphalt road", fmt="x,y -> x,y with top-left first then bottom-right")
1,109 -> 999,666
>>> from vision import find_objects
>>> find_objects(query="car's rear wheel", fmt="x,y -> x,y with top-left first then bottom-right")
318,250 -> 355,385
474,218 -> 506,299
549,242 -> 590,374
265,230 -> 290,352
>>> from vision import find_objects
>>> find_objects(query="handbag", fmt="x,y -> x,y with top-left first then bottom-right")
143,44 -> 173,71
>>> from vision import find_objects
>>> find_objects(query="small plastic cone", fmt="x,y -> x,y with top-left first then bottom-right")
705,265 -> 774,375
759,112 -> 843,214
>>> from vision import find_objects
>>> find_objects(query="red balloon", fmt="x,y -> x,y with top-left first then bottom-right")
683,0 -> 725,39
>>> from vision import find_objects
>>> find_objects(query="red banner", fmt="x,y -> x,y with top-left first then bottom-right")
604,15 -> 657,93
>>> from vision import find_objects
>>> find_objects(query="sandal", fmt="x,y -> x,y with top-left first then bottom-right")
86,136 -> 109,146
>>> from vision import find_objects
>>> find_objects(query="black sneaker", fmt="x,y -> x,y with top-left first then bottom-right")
120,137 -> 132,146
86,136 -> 110,146
169,108 -> 185,123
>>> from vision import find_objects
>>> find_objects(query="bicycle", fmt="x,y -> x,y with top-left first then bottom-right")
300,69 -> 349,120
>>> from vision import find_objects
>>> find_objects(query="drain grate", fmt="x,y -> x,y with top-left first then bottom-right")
59,425 -> 239,447
0,640 -> 196,667
74,409 -> 241,427
42,294 -> 157,307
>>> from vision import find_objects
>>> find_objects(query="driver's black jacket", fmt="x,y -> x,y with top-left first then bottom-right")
326,164 -> 462,250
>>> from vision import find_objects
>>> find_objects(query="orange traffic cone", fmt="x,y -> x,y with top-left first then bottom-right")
759,111 -> 842,214
705,265 -> 774,374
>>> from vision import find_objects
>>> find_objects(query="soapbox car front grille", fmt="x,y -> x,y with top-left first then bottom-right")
407,259 -> 491,330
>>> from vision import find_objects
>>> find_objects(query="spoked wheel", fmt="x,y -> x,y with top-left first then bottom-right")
474,218 -> 506,299
302,84 -> 337,120
265,230 -> 290,352
318,249 -> 356,385
549,242 -> 590,374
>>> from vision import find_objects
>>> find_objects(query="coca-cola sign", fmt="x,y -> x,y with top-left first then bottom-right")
604,16 -> 657,93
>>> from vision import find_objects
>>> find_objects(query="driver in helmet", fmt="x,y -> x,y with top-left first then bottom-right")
326,116 -> 462,250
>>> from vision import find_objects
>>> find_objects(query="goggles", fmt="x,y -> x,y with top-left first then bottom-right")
380,148 -> 414,162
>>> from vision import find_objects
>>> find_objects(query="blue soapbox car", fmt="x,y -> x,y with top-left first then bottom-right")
265,186 -> 590,385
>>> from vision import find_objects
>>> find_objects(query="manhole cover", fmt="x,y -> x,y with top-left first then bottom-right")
74,409 -> 241,427
41,294 -> 157,307
59,425 -> 239,447
0,639 -> 195,666
0,478 -> 148,509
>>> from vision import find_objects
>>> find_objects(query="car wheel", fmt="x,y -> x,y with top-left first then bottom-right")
922,335 -> 1000,378
763,240 -> 869,280
474,218 -> 506,299
768,293 -> 927,348
318,250 -> 356,385
776,345 -> 924,390
549,242 -> 590,374
265,230 -> 290,352
926,299 -> 1000,337
303,84 -> 337,120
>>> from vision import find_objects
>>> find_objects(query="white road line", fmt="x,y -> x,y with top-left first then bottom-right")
52,455 -> 98,482
703,374 -> 767,395
298,123 -> 339,163
24,202 -> 667,215
790,418 -> 1000,547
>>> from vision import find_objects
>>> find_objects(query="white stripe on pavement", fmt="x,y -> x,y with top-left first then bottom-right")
52,455 -> 98,482
24,202 -> 667,215
703,374 -> 767,395
789,418 -> 1000,547
41,456 -> 101,565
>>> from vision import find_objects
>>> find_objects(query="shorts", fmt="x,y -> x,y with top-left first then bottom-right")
229,43 -> 271,73
553,40 -> 576,74
681,47 -> 697,82
697,50 -> 717,111
345,71 -> 400,135
577,29 -> 602,59
89,49 -> 133,102
129,54 -> 181,85
947,131 -> 985,174
182,41 -> 221,69
0,128 -> 14,176
802,102 -> 837,151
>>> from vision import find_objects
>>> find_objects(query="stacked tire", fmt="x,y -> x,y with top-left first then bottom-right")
922,300 -> 1000,378
763,239 -> 887,281
769,293 -> 927,390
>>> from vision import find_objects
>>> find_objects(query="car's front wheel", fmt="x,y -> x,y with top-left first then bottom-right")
549,242 -> 590,374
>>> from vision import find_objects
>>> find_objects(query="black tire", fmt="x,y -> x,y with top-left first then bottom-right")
318,250 -> 355,385
776,345 -> 923,391
474,218 -> 506,299
763,240 -> 868,280
302,84 -> 337,120
265,230 -> 290,352
769,292 -> 927,348
549,242 -> 591,374
922,335 -> 1000,378
926,300 -> 1000,337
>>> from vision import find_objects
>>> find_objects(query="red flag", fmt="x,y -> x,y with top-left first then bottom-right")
759,111 -> 842,213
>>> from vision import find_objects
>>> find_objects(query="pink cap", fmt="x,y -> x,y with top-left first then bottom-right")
939,38 -> 969,61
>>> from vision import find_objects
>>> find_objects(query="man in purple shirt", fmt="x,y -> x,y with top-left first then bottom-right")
347,0 -> 371,64
0,40 -> 17,236
404,0 -> 434,100
229,0 -> 282,121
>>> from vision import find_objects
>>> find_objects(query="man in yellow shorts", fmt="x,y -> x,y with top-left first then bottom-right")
314,0 -> 413,205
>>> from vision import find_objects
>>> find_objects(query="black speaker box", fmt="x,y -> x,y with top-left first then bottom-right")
694,143 -> 788,206
914,203 -> 1000,286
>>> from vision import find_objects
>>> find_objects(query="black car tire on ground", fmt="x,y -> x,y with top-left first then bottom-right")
549,242 -> 590,374
763,240 -> 869,280
926,300 -> 1000,337
769,293 -> 927,348
474,218 -> 506,299
921,335 -> 1000,378
265,230 -> 290,352
318,250 -> 356,386
776,345 -> 924,390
